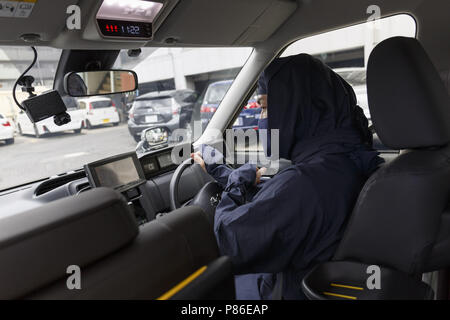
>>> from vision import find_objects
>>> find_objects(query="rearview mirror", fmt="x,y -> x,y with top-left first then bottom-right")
64,70 -> 138,97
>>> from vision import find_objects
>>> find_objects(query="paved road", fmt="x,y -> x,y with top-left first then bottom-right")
0,124 -> 137,191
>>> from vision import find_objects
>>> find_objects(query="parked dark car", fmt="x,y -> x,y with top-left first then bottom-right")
199,80 -> 261,131
127,89 -> 198,142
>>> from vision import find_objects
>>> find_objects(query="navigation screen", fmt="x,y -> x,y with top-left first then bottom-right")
85,152 -> 145,191
95,157 -> 139,189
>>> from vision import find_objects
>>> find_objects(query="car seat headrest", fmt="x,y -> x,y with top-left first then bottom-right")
367,36 -> 450,149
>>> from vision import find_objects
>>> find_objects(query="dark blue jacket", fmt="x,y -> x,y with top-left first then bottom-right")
202,53 -> 383,299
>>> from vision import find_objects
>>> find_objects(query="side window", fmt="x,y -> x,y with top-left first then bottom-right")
233,91 -> 260,129
229,89 -> 263,155
193,78 -> 262,151
281,14 -> 416,122
79,101 -> 86,110
200,81 -> 260,130
280,14 -> 416,151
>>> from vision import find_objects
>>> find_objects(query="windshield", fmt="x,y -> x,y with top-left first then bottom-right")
0,46 -> 252,191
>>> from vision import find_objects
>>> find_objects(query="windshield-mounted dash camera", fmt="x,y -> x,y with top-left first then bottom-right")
12,47 -> 71,126
21,90 -> 71,126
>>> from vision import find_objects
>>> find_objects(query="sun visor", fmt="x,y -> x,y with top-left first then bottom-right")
234,0 -> 297,45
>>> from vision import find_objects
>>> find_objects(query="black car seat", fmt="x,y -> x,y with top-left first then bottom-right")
0,187 -> 234,299
302,37 -> 450,300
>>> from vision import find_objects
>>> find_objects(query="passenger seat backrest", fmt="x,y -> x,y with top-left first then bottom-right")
26,205 -> 230,299
0,188 -> 138,299
334,37 -> 450,276
0,185 -> 233,299
427,201 -> 450,269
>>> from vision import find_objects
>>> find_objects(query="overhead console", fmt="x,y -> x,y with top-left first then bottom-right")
34,0 -> 297,49
96,0 -> 163,40
81,0 -> 179,44
78,0 -> 297,47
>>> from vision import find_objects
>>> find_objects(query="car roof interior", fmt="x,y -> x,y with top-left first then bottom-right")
0,0 -> 448,71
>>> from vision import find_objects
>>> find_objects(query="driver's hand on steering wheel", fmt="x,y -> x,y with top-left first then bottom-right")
255,167 -> 267,185
191,152 -> 267,186
191,152 -> 206,172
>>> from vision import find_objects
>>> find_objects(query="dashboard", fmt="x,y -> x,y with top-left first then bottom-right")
0,145 -> 294,223
140,150 -> 177,178
0,146 -> 213,223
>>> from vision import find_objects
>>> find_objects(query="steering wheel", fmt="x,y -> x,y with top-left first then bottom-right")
169,158 -> 223,226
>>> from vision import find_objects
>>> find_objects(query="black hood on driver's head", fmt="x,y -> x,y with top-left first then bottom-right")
260,53 -> 381,176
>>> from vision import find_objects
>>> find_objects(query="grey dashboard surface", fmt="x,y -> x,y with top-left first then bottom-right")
0,149 -> 397,221
0,158 -> 212,221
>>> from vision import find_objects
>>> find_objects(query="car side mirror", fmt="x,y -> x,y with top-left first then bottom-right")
142,126 -> 170,149
64,70 -> 138,97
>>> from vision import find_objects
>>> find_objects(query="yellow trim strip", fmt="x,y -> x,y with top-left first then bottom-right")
330,283 -> 364,291
323,291 -> 357,300
157,266 -> 207,300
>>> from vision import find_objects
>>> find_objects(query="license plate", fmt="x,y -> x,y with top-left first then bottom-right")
145,115 -> 158,123
233,117 -> 243,126
103,119 -> 110,123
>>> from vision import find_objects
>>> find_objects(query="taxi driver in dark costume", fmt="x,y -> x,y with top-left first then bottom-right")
192,53 -> 383,299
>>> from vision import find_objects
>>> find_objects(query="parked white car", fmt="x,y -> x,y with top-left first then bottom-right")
77,97 -> 120,129
16,107 -> 84,138
0,114 -> 14,145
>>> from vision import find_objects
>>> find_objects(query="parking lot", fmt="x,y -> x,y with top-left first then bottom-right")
0,124 -> 137,191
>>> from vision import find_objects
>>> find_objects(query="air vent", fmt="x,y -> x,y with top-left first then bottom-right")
75,182 -> 91,194
35,171 -> 86,196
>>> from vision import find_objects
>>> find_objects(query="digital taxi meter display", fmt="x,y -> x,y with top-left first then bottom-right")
96,0 -> 164,39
